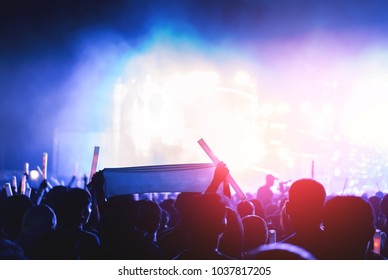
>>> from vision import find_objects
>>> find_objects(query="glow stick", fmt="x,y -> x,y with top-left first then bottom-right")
4,183 -> 13,197
11,176 -> 17,189
25,186 -> 31,198
20,174 -> 27,195
37,166 -> 53,189
42,152 -> 48,180
50,176 -> 60,186
268,229 -> 277,244
24,162 -> 29,177
197,138 -> 246,200
89,146 -> 100,183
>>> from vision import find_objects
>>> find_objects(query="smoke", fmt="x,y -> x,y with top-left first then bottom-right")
2,0 -> 388,193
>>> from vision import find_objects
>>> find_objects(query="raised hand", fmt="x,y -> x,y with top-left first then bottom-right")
205,161 -> 229,193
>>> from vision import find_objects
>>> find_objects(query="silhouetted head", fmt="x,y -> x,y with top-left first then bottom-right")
248,199 -> 266,219
44,185 -> 68,225
248,243 -> 316,260
368,196 -> 381,218
136,200 -> 162,237
380,194 -> 388,217
0,239 -> 26,259
237,200 -> 255,218
1,195 -> 33,239
189,193 -> 227,241
174,192 -> 200,226
323,195 -> 375,259
242,215 -> 268,251
22,205 -> 57,234
159,198 -> 178,228
265,174 -> 276,186
285,178 -> 326,231
62,188 -> 92,228
218,207 -> 244,259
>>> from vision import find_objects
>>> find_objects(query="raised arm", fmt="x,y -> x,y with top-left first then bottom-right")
205,161 -> 229,194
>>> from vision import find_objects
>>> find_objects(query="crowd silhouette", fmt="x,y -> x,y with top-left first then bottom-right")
0,161 -> 387,260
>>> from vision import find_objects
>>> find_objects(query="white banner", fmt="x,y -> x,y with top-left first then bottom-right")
103,163 -> 216,198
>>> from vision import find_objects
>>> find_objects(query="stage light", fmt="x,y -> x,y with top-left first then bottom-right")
349,180 -> 357,187
29,170 -> 40,181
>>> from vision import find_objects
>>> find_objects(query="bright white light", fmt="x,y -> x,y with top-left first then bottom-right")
299,101 -> 312,112
234,71 -> 251,86
269,122 -> 287,130
332,150 -> 341,161
287,159 -> 295,168
333,134 -> 341,142
275,102 -> 291,114
29,170 -> 40,181
322,104 -> 333,115
261,103 -> 274,116
333,168 -> 341,177
277,147 -> 289,160
349,179 -> 357,187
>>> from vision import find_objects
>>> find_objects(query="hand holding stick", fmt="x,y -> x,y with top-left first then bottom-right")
198,138 -> 246,200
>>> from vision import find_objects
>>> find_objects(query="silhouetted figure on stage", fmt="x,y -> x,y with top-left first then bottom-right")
256,174 -> 276,208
